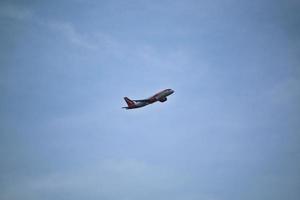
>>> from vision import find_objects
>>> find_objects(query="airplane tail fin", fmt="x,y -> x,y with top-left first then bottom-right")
124,97 -> 136,107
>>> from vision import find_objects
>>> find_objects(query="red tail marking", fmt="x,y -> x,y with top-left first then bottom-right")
124,97 -> 135,107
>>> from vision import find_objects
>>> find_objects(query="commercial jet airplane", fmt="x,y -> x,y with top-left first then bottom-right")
122,89 -> 174,109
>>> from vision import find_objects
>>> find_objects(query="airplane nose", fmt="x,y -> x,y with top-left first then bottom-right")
170,89 -> 174,94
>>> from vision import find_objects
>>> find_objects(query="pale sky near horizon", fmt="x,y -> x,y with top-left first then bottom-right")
1,1 -> 300,200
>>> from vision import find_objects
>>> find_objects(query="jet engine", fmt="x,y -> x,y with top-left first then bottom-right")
159,97 -> 167,102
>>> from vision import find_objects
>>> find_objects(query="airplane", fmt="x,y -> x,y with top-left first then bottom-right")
122,89 -> 174,109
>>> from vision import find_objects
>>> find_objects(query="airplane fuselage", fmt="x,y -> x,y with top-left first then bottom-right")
123,89 -> 174,109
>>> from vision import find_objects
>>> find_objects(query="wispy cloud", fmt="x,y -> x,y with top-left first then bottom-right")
1,159 -> 194,200
0,3 -> 98,50
47,21 -> 97,50
0,3 -> 193,74
0,4 -> 33,21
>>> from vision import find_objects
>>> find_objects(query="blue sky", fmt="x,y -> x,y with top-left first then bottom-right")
0,0 -> 299,199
